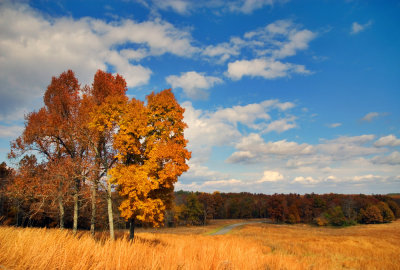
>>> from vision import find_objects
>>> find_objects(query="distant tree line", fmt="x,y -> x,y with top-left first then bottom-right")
169,191 -> 400,227
1,160 -> 399,229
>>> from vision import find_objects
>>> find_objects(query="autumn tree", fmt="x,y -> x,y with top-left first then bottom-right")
377,202 -> 395,223
359,205 -> 383,224
109,89 -> 191,239
10,70 -> 89,234
86,70 -> 128,239
180,193 -> 204,225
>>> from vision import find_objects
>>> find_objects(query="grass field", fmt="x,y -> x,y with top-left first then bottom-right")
1,220 -> 399,269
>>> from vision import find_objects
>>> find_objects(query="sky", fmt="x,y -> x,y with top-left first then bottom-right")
0,0 -> 399,194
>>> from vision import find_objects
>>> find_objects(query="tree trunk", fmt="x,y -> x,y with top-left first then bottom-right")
107,179 -> 115,240
90,180 -> 97,237
59,196 -> 64,229
73,179 -> 80,235
129,218 -> 135,240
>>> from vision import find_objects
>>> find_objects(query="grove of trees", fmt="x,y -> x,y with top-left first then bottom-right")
1,70 -> 190,239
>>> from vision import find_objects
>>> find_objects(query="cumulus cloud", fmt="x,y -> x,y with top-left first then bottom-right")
227,58 -> 310,80
204,20 -> 315,67
293,176 -> 318,184
263,117 -> 297,133
371,152 -> 400,165
244,20 -> 316,59
361,112 -> 383,122
228,134 -> 387,165
316,135 -> 384,160
257,170 -> 284,183
166,71 -> 223,99
0,2 -> 197,119
374,135 -> 400,147
352,174 -> 382,182
227,133 -> 313,163
351,21 -> 373,35
175,178 -> 247,192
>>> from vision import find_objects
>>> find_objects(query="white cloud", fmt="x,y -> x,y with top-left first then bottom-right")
351,21 -> 373,35
152,0 -> 191,14
0,2 -> 197,118
139,0 -> 288,15
317,135 -> 384,159
203,179 -> 243,186
175,178 -> 247,192
293,176 -> 318,184
227,58 -> 310,80
374,135 -> 400,147
257,170 -> 284,183
328,123 -> 342,128
227,133 -> 313,163
352,174 -> 382,182
263,117 -> 297,133
361,112 -> 382,122
203,19 -> 315,68
371,152 -> 400,166
166,71 -> 223,99
0,125 -> 24,138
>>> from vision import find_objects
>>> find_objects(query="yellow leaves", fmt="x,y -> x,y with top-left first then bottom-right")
104,88 -> 191,226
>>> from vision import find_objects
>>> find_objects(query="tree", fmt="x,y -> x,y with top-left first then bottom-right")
359,205 -> 383,224
87,70 -> 128,239
326,206 -> 346,226
180,193 -> 204,225
0,162 -> 14,220
109,89 -> 191,239
377,202 -> 395,223
9,70 -> 89,234
387,200 -> 400,218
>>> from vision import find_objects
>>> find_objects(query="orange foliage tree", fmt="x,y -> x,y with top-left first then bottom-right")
86,70 -> 128,239
10,70 -> 89,234
109,89 -> 191,239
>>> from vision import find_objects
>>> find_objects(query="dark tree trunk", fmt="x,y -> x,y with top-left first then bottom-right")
129,218 -> 135,240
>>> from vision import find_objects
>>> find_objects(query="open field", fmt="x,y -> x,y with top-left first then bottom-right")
1,220 -> 400,270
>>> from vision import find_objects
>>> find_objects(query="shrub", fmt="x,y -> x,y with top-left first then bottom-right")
314,216 -> 328,226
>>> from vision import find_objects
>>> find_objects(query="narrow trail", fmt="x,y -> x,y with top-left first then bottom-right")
209,220 -> 269,235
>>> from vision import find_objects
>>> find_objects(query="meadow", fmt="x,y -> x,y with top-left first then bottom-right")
1,220 -> 399,270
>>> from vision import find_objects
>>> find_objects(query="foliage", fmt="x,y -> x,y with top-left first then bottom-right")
109,89 -> 191,228
359,205 -> 383,224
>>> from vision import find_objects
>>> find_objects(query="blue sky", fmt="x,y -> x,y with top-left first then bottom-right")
0,0 -> 399,194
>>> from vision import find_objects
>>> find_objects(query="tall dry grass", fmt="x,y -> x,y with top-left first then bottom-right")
1,220 -> 399,269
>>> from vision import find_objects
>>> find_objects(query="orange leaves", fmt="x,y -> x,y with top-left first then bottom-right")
108,89 -> 191,226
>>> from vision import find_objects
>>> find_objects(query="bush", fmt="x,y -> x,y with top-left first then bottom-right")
314,216 -> 328,226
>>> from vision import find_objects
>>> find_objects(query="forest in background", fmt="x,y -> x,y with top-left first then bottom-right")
1,161 -> 399,230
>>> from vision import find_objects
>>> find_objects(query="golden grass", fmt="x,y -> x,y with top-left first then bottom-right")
1,220 -> 399,270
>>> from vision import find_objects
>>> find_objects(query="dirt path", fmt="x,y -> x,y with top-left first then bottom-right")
209,221 -> 267,235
